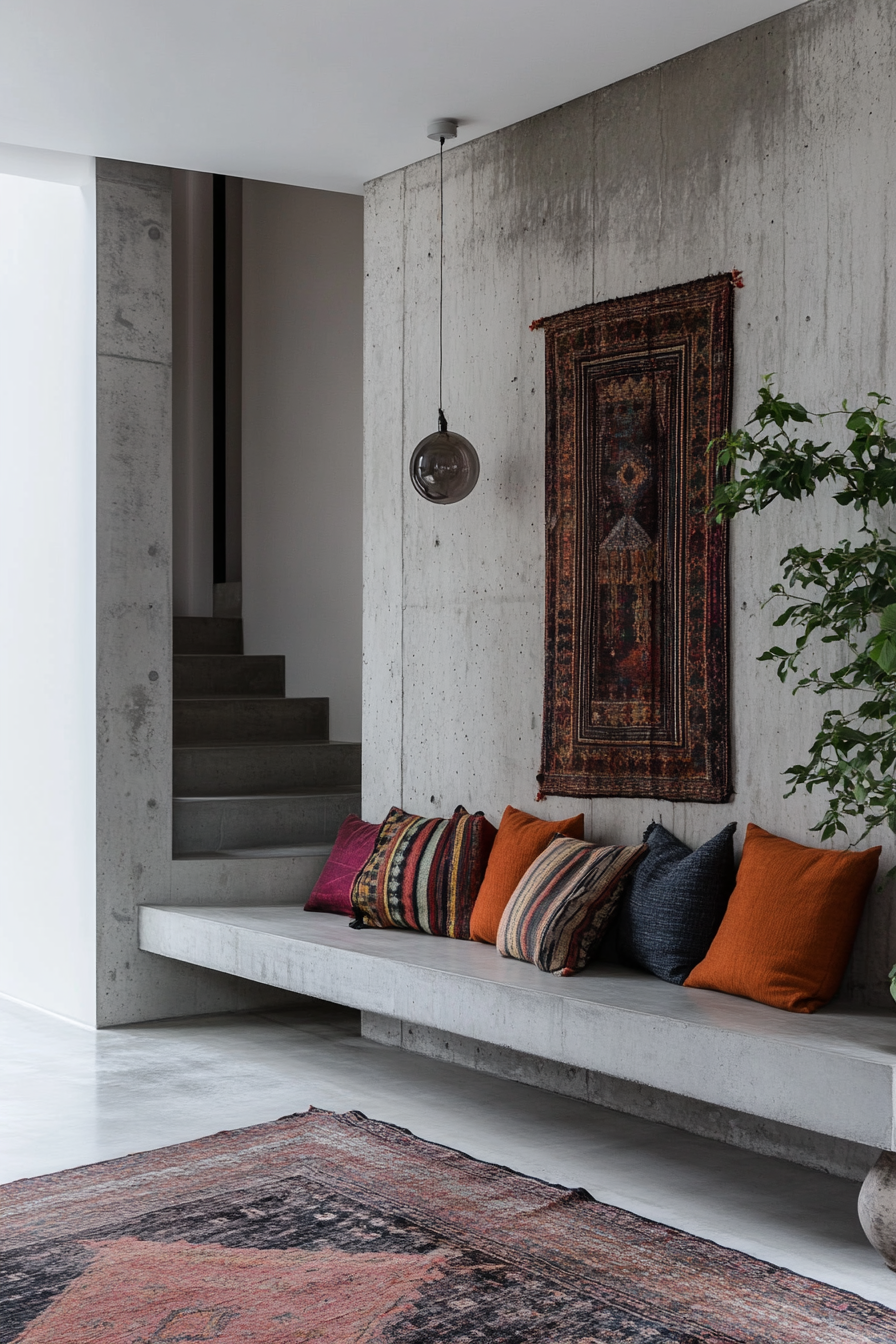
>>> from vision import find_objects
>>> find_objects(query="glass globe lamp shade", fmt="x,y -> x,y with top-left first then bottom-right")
409,424 -> 480,504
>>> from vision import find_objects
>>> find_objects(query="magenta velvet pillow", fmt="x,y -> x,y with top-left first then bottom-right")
304,816 -> 379,915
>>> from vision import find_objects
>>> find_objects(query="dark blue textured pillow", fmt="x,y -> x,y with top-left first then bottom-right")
616,821 -> 737,984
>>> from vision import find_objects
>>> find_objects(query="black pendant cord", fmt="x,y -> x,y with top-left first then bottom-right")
438,135 -> 446,433
408,121 -> 479,504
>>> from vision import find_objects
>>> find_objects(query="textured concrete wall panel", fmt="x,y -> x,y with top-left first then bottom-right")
362,0 -> 896,1004
95,160 -> 301,1024
362,173 -> 406,813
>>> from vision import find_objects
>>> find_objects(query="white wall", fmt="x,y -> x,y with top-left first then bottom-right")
363,0 -> 896,1006
242,181 -> 363,741
0,145 -> 96,1025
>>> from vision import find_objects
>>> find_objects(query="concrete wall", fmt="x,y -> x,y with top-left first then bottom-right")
0,145 -> 96,1025
242,181 -> 364,742
363,0 -> 896,1006
96,160 -> 303,1026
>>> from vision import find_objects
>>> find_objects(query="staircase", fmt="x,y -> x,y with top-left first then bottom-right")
172,617 -> 360,899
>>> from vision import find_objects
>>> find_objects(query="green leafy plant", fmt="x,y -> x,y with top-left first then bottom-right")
710,377 -> 896,845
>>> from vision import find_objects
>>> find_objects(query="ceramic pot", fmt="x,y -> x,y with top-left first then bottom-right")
859,1151 -> 896,1270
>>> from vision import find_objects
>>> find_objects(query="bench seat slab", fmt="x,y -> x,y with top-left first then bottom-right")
138,904 -> 896,1150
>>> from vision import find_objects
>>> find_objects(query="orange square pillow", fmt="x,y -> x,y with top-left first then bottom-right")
469,805 -> 585,944
684,823 -> 880,1013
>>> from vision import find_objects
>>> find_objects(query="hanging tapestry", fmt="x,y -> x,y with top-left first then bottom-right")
536,273 -> 735,802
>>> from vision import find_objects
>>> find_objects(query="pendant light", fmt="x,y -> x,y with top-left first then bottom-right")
409,119 -> 480,505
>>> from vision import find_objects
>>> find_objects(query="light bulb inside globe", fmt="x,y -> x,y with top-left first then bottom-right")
409,416 -> 480,504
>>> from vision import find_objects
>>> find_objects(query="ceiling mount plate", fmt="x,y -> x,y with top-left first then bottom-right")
427,118 -> 458,141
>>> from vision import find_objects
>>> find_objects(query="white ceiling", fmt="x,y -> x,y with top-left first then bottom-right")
1,0 -> 803,194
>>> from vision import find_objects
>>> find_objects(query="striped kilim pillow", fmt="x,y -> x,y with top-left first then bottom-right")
497,836 -> 648,975
351,805 -> 497,939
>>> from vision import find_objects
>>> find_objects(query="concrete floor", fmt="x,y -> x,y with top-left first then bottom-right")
3,993 -> 896,1312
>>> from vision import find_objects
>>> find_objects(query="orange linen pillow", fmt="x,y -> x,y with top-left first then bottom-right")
469,805 -> 585,944
684,823 -> 880,1013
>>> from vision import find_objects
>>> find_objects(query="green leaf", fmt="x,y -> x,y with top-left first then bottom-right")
867,631 -> 896,673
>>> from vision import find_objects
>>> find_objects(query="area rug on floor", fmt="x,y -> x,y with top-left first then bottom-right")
1,1108 -> 892,1343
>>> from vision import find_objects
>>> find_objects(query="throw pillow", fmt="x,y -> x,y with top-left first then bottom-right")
497,837 -> 648,975
470,805 -> 586,944
616,821 -> 737,984
684,823 -> 881,1012
304,815 -> 379,916
351,805 -> 497,939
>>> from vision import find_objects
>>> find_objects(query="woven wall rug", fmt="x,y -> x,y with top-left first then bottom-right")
1,1108 -> 892,1344
536,274 -> 734,803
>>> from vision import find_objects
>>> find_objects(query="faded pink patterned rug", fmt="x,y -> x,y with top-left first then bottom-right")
0,1107 -> 892,1343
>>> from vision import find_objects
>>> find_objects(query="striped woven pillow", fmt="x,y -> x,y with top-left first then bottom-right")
351,805 -> 497,939
497,836 -> 648,975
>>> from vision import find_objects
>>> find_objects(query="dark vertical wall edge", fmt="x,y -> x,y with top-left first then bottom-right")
212,173 -> 227,583
224,176 -> 243,583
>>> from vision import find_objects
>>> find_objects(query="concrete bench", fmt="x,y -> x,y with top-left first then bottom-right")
139,903 -> 896,1166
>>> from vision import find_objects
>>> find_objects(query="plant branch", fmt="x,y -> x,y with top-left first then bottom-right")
710,378 -> 896,843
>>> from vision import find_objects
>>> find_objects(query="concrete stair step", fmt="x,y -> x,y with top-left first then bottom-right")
174,696 -> 327,745
173,741 -> 362,794
171,848 -> 333,903
173,788 -> 360,855
173,617 -> 243,655
204,844 -> 334,858
174,653 -> 285,698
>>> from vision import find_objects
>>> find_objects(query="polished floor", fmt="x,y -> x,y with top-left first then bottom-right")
3,992 -> 896,1311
